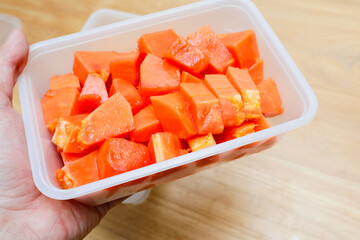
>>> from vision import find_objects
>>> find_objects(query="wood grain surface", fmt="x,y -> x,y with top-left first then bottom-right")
1,0 -> 360,239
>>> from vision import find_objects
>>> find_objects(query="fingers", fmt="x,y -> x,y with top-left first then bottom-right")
95,196 -> 129,218
0,29 -> 29,106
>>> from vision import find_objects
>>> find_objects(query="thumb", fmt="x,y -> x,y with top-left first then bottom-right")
0,29 -> 29,107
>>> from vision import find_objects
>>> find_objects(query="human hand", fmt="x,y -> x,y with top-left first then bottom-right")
0,30 -> 112,240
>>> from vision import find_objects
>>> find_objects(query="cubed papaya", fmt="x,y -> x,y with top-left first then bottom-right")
180,82 -> 224,135
181,71 -> 203,83
77,92 -> 134,148
109,50 -> 140,86
215,122 -> 256,143
248,58 -> 264,85
257,77 -> 283,117
56,150 -> 99,189
151,92 -> 196,139
49,73 -> 81,91
73,51 -> 121,85
187,25 -> 234,74
187,133 -> 216,152
218,30 -> 259,69
97,138 -> 154,179
226,67 -> 261,120
78,73 -> 109,112
164,37 -> 209,75
109,78 -> 145,114
204,74 -> 245,127
139,54 -> 181,99
41,87 -> 82,131
138,29 -> 179,59
130,105 -> 163,143
148,132 -> 187,163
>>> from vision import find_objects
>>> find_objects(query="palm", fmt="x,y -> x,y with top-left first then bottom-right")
0,30 -> 109,240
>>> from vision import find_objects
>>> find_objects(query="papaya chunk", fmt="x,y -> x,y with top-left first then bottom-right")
226,67 -> 261,120
109,78 -> 145,114
148,132 -> 187,163
180,82 -> 224,135
204,74 -> 245,127
218,30 -> 259,69
109,50 -> 140,86
257,77 -> 283,117
151,92 -> 196,139
187,132 -> 216,152
77,92 -> 135,148
181,71 -> 203,83
130,105 -> 163,143
41,87 -> 81,131
248,58 -> 264,85
49,73 -> 81,91
97,138 -> 154,179
78,73 -> 109,112
165,37 -> 209,75
52,115 -> 90,154
56,150 -> 99,189
138,29 -> 179,59
139,54 -> 181,99
187,25 -> 234,74
60,152 -> 87,166
73,51 -> 121,85
215,122 -> 256,143
254,114 -> 271,132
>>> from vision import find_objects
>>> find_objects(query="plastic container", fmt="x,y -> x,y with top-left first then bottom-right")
81,8 -> 138,31
18,0 -> 318,206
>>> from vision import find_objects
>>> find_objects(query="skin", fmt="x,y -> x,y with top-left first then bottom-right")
0,30 -> 114,240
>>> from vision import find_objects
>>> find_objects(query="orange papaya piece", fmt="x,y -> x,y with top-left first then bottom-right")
130,105 -> 163,143
226,67 -> 261,120
60,152 -> 87,166
77,92 -> 135,148
257,77 -> 283,117
148,132 -> 187,163
78,73 -> 109,112
52,118 -> 78,150
218,30 -> 259,69
138,29 -> 179,59
61,113 -> 89,127
186,25 -> 234,74
49,73 -> 81,91
150,92 -> 196,139
109,78 -> 145,114
248,58 -> 264,85
139,54 -> 181,99
97,138 -> 154,179
52,115 -> 90,154
254,114 -> 271,132
204,74 -> 245,127
181,71 -> 202,83
56,149 -> 100,189
164,37 -> 209,75
180,82 -> 224,135
215,122 -> 256,143
73,51 -> 121,85
109,50 -> 140,86
187,132 -> 216,152
41,87 -> 81,131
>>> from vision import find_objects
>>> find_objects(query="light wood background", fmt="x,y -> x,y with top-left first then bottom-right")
1,0 -> 360,239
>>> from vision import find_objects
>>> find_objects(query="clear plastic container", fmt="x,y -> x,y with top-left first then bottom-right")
18,0 -> 318,206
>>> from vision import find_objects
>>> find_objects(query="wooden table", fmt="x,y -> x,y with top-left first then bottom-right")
1,0 -> 360,239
